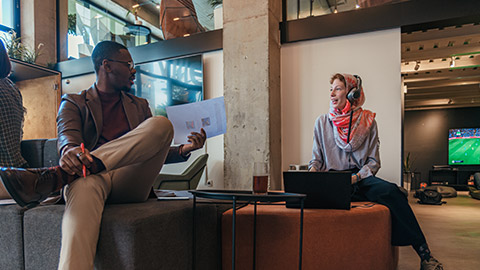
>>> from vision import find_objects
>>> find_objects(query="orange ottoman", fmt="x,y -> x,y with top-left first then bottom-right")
222,202 -> 398,270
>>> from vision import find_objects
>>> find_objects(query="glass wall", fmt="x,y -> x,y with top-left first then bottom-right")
68,0 -> 157,59
67,0 -> 221,59
132,55 -> 203,117
285,0 -> 411,21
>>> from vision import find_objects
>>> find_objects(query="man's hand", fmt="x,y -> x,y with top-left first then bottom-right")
60,145 -> 94,176
181,128 -> 207,156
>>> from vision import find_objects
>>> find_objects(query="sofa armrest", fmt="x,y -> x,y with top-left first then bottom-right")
43,139 -> 59,167
21,139 -> 47,168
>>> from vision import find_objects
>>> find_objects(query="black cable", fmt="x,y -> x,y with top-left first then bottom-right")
347,109 -> 353,144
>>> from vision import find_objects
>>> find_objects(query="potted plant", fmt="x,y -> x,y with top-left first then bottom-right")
208,0 -> 223,29
403,152 -> 416,191
1,30 -> 43,65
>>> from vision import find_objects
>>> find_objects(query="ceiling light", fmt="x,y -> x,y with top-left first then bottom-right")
132,4 -> 140,9
334,7 -> 338,13
156,4 -> 160,9
355,0 -> 360,8
414,61 -> 420,71
183,34 -> 190,37
173,17 -> 180,21
449,56 -> 455,68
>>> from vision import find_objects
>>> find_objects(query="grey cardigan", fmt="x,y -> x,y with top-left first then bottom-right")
308,114 -> 381,180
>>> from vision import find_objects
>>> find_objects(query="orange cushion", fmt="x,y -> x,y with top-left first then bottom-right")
222,202 -> 398,270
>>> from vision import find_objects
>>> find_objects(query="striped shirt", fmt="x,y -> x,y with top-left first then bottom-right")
0,77 -> 27,167
309,114 -> 380,180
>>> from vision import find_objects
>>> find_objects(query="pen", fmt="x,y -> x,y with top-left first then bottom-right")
81,143 -> 86,178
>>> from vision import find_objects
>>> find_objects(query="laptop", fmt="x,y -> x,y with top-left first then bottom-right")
283,171 -> 352,210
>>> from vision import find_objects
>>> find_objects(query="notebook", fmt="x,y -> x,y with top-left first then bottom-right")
283,171 -> 352,210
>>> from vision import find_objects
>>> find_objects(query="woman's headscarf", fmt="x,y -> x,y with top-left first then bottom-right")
328,73 -> 376,152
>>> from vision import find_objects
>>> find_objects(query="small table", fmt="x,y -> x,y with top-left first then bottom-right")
190,190 -> 306,270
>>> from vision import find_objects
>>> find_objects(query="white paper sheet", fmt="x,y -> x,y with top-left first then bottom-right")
166,97 -> 227,144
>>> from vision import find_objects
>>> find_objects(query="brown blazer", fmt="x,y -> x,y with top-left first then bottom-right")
56,84 -> 186,163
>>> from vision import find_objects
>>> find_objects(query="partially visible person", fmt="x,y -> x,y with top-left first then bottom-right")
309,73 -> 443,270
0,39 -> 27,180
0,41 -> 206,269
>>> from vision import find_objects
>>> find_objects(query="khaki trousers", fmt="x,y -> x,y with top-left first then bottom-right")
58,116 -> 174,270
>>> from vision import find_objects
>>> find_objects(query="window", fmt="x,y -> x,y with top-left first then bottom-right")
67,0 -> 159,59
66,0 -> 220,60
0,0 -> 19,35
285,0 -> 411,21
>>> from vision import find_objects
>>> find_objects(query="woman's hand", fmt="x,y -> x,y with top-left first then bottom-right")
351,173 -> 360,184
309,167 -> 318,172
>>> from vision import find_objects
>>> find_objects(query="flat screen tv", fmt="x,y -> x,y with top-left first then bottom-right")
131,55 -> 203,117
448,128 -> 480,165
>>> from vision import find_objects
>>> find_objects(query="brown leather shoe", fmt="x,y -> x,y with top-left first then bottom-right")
0,167 -> 65,208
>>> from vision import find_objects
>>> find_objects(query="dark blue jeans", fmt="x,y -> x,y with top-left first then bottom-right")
351,176 -> 426,246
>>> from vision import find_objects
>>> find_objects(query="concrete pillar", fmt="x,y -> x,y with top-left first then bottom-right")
223,0 -> 282,190
20,0 -> 57,66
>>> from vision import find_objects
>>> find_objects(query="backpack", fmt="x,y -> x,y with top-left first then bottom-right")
425,185 -> 457,198
415,189 -> 445,205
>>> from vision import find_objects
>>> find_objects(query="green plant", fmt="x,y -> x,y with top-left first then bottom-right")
1,30 -> 24,60
403,152 -> 416,172
23,43 -> 44,64
68,14 -> 77,35
207,0 -> 222,19
0,30 -> 44,64
207,0 -> 222,8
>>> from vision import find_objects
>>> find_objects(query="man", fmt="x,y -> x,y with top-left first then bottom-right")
0,41 -> 206,269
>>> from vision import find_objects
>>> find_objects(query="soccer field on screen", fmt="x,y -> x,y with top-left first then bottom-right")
449,138 -> 480,165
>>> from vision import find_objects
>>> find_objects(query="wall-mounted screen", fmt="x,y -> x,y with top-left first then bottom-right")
448,128 -> 480,165
131,55 -> 203,117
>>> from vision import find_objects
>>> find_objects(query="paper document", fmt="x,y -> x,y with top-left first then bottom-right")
166,96 -> 227,144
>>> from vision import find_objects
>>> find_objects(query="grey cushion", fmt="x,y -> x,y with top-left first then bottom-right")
0,205 -> 28,270
23,205 -> 63,270
24,199 -> 221,270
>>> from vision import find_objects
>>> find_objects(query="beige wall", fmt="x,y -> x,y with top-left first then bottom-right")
281,28 -> 402,185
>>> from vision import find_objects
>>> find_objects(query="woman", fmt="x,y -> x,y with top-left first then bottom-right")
0,39 -> 27,168
309,73 -> 442,270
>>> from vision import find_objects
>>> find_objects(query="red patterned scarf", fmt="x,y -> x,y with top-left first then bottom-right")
328,74 -> 376,151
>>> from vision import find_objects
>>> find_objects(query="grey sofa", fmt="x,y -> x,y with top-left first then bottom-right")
1,139 -> 227,270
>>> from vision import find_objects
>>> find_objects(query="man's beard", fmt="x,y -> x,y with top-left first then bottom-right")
121,85 -> 132,93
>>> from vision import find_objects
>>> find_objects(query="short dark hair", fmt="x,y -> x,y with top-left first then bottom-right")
0,39 -> 12,79
91,41 -> 128,73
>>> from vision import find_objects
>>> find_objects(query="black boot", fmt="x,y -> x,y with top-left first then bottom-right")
0,166 -> 75,208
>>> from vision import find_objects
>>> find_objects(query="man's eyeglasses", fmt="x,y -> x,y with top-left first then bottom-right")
106,59 -> 135,70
